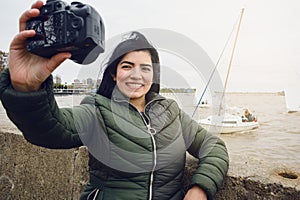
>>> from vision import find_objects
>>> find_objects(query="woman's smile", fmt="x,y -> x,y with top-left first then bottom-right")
126,82 -> 145,89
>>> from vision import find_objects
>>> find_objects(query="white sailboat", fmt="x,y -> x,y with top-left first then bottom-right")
198,8 -> 259,134
284,87 -> 300,113
199,113 -> 258,134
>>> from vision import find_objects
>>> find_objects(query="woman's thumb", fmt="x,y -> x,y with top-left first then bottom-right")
47,52 -> 72,72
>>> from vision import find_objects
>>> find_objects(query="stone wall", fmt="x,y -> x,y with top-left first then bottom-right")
1,131 -> 299,200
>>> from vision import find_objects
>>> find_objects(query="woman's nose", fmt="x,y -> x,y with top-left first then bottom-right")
130,67 -> 142,79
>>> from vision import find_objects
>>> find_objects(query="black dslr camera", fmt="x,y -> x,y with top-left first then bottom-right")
26,0 -> 105,64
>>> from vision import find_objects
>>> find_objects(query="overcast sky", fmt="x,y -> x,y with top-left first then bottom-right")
1,0 -> 299,93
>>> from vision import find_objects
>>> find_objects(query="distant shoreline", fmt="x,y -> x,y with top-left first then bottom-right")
224,91 -> 285,96
51,91 -> 286,97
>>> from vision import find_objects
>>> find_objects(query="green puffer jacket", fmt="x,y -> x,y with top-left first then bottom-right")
0,69 -> 229,200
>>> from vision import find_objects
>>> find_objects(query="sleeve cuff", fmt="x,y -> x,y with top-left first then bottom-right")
1,72 -> 55,112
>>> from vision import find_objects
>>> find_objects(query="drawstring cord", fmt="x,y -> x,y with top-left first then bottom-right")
87,188 -> 99,200
93,189 -> 99,200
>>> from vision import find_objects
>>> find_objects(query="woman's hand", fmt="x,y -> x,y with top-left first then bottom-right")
8,0 -> 71,92
183,186 -> 207,200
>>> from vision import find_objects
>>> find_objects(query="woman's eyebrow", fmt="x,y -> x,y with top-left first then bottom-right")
120,61 -> 134,65
120,61 -> 152,67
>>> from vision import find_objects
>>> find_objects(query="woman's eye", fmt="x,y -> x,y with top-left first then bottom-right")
121,65 -> 132,69
141,67 -> 152,72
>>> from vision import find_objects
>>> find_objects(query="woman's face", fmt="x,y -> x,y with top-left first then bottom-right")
113,50 -> 153,102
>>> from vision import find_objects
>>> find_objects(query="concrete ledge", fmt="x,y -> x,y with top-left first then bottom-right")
184,155 -> 300,200
1,131 -> 299,199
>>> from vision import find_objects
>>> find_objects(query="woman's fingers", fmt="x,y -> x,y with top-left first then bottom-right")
19,1 -> 44,32
19,9 -> 40,32
30,0 -> 44,9
10,30 -> 36,50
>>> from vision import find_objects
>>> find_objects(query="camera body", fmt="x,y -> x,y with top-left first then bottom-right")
26,0 -> 105,64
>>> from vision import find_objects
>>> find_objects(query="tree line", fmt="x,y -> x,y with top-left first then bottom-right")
0,50 -> 8,73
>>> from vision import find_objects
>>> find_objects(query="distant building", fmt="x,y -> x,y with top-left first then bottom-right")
72,81 -> 88,89
73,79 -> 80,83
86,78 -> 94,87
160,88 -> 196,93
54,75 -> 62,84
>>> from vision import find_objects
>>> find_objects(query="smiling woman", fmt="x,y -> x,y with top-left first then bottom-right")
0,4 -> 228,198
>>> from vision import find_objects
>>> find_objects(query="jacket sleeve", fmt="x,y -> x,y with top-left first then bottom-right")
180,110 -> 229,200
0,69 -> 92,149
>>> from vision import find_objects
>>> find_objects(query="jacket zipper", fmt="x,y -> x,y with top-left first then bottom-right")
114,97 -> 162,200
146,124 -> 157,200
141,101 -> 157,200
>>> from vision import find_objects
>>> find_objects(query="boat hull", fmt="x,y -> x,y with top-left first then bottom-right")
198,114 -> 259,134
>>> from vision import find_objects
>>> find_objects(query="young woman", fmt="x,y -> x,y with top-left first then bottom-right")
0,1 -> 229,199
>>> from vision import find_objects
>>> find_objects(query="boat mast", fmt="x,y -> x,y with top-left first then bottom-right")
218,8 -> 245,115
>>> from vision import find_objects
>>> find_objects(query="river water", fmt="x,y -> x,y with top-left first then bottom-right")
1,92 -> 300,183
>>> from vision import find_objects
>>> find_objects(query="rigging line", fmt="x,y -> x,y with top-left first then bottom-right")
191,10 -> 242,118
218,8 -> 245,115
